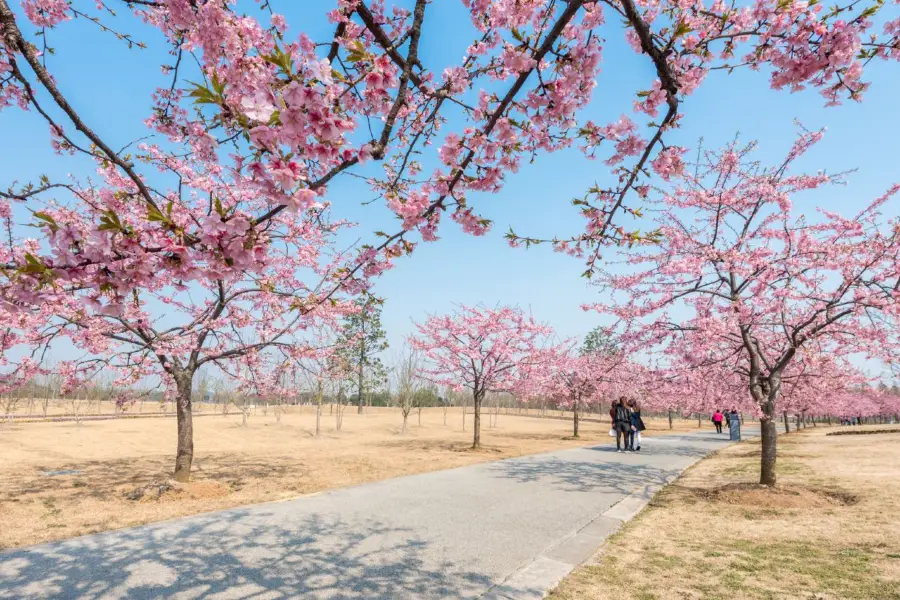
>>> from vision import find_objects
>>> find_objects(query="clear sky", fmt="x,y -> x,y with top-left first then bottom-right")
2,0 -> 899,359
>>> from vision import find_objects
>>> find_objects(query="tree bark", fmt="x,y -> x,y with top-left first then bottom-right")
402,412 -> 408,434
472,389 -> 484,449
357,313 -> 366,415
461,399 -> 466,431
783,411 -> 790,434
315,385 -> 322,437
668,409 -> 673,430
356,332 -> 366,415
572,397 -> 580,438
174,373 -> 194,482
760,401 -> 778,486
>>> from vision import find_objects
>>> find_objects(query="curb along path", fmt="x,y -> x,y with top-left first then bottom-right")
0,429 -> 756,600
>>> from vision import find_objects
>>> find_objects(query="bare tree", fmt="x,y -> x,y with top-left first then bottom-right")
440,386 -> 450,426
393,345 -> 422,434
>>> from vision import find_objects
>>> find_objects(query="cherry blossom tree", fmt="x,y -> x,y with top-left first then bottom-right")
536,341 -> 628,437
590,130 -> 900,485
2,0 -> 899,312
14,204 -> 352,481
1,0 -> 898,476
411,305 -> 551,448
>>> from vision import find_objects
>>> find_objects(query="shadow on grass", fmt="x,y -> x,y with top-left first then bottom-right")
1,455 -> 301,504
0,512 -> 498,600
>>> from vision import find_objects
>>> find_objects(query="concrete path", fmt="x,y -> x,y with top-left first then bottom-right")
0,429 -> 753,599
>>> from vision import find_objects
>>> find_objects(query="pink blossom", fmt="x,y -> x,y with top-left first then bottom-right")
21,0 -> 70,27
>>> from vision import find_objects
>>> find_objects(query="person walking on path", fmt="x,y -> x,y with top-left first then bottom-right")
611,397 -> 632,453
629,399 -> 646,451
712,409 -> 724,434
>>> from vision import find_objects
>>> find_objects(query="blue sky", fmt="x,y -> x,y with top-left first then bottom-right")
3,0 -> 899,359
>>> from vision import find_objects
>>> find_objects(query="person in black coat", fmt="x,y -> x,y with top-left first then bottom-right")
610,397 -> 632,452
628,398 -> 646,450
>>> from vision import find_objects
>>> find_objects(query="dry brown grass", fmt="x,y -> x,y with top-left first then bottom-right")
548,424 -> 900,600
0,405 -> 694,549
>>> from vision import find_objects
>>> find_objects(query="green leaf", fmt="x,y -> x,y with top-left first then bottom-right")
674,21 -> 693,37
186,81 -> 219,105
33,211 -> 59,232
210,72 -> 225,95
346,40 -> 368,63
21,253 -> 48,275
146,205 -> 168,224
98,210 -> 127,233
859,5 -> 880,18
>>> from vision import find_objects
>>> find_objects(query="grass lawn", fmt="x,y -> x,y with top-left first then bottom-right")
548,424 -> 900,600
0,405 -> 693,549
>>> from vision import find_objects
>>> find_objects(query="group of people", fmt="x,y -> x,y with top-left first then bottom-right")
711,408 -> 739,434
609,397 -> 646,452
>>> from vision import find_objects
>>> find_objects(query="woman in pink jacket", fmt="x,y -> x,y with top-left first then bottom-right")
712,409 -> 725,434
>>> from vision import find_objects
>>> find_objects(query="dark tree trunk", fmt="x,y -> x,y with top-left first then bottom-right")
573,397 -> 580,438
174,373 -> 194,482
472,389 -> 484,449
760,400 -> 778,486
783,411 -> 790,434
668,409 -> 673,430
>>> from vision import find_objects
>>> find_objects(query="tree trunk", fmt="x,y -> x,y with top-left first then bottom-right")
174,374 -> 195,482
462,400 -> 466,431
572,397 -> 580,438
402,412 -> 408,434
668,409 -> 673,430
418,407 -> 422,426
357,322 -> 365,414
760,401 -> 778,486
783,411 -> 789,434
472,389 -> 484,449
315,387 -> 322,437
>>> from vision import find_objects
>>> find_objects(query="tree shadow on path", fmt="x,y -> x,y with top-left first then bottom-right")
486,456 -> 674,494
0,510 -> 494,600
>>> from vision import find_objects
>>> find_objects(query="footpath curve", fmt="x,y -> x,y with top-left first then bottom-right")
0,428 -> 756,599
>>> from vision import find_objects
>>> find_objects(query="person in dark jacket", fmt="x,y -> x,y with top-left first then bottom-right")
629,398 -> 646,450
611,397 -> 632,452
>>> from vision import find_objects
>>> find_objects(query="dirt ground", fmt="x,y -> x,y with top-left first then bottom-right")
548,424 -> 900,600
0,405 -> 695,549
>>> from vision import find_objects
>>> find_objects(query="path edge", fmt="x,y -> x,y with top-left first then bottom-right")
478,435 -> 757,600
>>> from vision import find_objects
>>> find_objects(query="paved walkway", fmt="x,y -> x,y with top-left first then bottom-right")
0,429 -> 753,599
